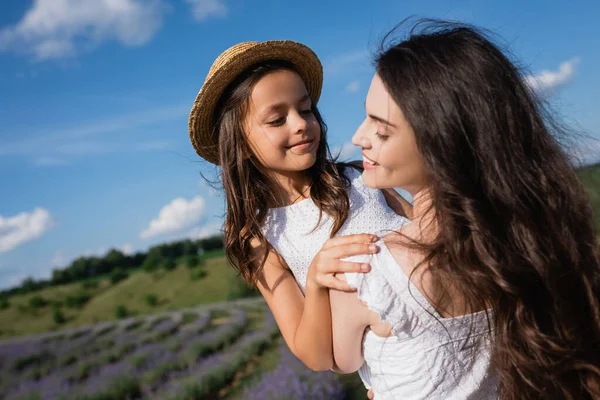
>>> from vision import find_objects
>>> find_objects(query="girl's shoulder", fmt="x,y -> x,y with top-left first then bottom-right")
338,162 -> 377,198
337,162 -> 364,187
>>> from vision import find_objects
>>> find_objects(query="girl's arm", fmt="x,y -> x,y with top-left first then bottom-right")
252,234 -> 378,371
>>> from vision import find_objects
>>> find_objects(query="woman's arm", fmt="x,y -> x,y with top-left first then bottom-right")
252,234 -> 379,371
330,273 -> 383,374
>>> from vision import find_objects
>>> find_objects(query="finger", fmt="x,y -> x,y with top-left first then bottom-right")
329,243 -> 379,259
322,233 -> 378,249
318,276 -> 357,292
321,261 -> 371,274
367,389 -> 375,399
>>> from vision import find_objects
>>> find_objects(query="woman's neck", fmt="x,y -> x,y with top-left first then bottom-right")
406,188 -> 437,242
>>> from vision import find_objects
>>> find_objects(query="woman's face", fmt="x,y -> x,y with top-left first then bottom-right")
352,73 -> 427,194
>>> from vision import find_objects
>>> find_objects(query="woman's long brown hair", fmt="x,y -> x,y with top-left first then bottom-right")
376,20 -> 600,398
213,60 -> 353,284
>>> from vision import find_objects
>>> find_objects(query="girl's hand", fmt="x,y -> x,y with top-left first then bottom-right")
307,234 -> 379,292
367,388 -> 375,399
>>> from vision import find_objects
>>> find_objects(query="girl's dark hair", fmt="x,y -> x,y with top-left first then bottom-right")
214,60 -> 352,284
376,19 -> 600,399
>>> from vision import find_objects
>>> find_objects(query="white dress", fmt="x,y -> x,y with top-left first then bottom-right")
262,167 -> 406,294
262,167 -> 497,398
344,240 -> 498,399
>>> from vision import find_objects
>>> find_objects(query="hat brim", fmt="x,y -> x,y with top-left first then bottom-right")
189,40 -> 323,165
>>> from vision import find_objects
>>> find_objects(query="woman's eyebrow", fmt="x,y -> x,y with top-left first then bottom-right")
364,101 -> 397,128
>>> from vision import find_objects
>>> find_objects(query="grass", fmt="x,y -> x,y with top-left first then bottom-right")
74,256 -> 236,325
0,280 -> 108,338
578,163 -> 600,228
0,254 -> 236,338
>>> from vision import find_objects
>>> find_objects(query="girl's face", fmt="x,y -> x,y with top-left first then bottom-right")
352,73 -> 427,194
243,69 -> 321,175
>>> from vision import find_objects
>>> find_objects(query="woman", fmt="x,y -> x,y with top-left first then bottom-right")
331,20 -> 600,399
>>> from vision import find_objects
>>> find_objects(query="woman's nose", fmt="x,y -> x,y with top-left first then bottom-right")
352,124 -> 371,149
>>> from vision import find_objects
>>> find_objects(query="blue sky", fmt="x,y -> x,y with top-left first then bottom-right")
1,0 -> 599,289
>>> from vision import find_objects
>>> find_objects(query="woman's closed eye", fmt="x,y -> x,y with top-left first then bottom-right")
300,109 -> 313,116
374,131 -> 389,141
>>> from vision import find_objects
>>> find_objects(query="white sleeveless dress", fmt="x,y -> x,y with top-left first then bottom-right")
262,167 -> 406,294
345,241 -> 498,399
262,167 -> 497,399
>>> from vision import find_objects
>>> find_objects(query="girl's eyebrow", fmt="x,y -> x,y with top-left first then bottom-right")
264,94 -> 310,113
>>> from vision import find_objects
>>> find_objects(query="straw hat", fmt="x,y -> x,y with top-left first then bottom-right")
188,40 -> 323,165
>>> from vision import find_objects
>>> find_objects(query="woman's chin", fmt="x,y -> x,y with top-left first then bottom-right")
361,170 -> 386,189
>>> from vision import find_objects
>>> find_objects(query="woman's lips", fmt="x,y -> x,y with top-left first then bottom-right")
362,153 -> 378,170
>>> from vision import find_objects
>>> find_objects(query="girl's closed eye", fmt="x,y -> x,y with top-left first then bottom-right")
300,109 -> 313,116
267,116 -> 286,126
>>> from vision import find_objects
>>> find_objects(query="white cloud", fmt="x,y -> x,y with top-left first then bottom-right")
333,142 -> 360,161
185,0 -> 228,21
325,50 -> 369,76
0,208 -> 53,253
52,250 -> 67,266
82,247 -> 109,258
141,196 -> 206,239
188,222 -> 223,239
345,80 -> 360,93
525,57 -> 580,94
121,243 -> 134,255
0,0 -> 168,61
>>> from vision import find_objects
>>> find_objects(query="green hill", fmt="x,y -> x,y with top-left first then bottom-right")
0,253 -> 247,339
2,163 -> 600,340
577,162 -> 600,228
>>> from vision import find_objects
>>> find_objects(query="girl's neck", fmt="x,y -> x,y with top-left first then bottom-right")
268,169 -> 312,207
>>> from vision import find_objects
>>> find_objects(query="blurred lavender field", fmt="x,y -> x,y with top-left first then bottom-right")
0,298 -> 363,400
243,342 -> 345,400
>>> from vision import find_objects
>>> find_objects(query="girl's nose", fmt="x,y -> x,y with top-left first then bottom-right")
291,110 -> 308,134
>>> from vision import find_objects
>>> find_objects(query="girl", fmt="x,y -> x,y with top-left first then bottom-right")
188,40 -> 411,372
331,21 -> 600,399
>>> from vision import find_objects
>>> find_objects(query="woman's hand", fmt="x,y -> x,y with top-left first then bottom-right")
367,388 -> 374,399
307,233 -> 379,292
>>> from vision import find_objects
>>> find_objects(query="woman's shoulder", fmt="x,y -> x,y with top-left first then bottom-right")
344,240 -> 411,335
